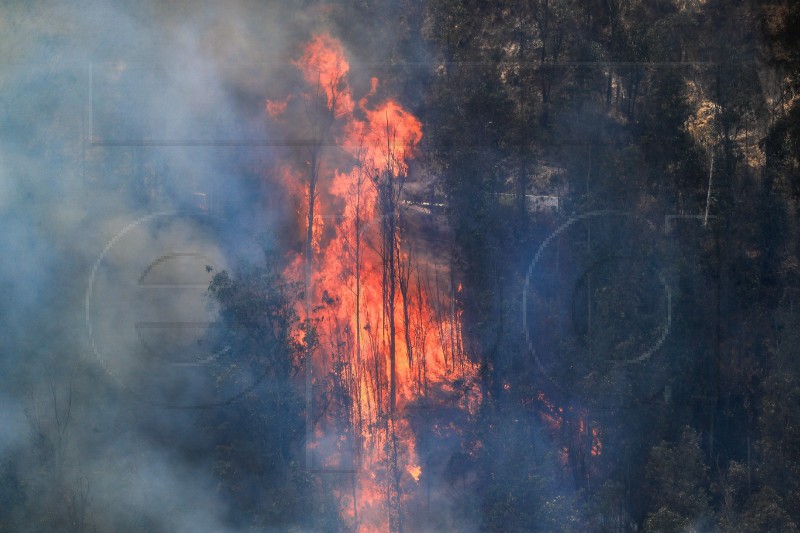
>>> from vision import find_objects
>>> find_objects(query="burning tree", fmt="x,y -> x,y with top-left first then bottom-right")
292,34 -> 354,470
265,34 -> 480,532
205,258 -> 344,530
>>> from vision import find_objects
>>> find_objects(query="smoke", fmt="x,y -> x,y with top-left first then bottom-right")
0,0 -> 482,530
0,1 -> 315,531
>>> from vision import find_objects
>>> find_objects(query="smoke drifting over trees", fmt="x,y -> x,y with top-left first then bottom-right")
3,0 -> 800,531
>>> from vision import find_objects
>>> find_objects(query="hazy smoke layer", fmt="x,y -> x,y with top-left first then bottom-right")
0,1 -> 332,531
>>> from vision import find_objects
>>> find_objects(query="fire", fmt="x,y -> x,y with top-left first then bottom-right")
293,33 -> 354,116
536,391 -> 603,468
265,96 -> 290,118
359,77 -> 380,110
591,427 -> 602,457
537,391 -> 563,431
267,34 -> 479,531
350,100 -> 422,174
266,35 -> 604,528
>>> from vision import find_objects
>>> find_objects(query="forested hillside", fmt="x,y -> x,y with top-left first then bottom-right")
2,0 -> 800,531
417,0 -> 800,530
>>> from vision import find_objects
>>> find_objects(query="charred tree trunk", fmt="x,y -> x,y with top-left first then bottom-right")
399,251 -> 414,370
305,148 -> 318,469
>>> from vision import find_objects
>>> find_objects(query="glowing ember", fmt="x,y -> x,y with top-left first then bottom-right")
536,391 -> 603,467
406,464 -> 422,481
265,97 -> 290,117
591,427 -> 602,457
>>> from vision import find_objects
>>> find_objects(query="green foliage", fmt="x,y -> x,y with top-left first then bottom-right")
643,507 -> 690,533
204,258 -> 341,530
420,0 -> 800,530
474,411 -> 580,533
644,427 -> 711,528
207,259 -> 303,382
739,486 -> 798,533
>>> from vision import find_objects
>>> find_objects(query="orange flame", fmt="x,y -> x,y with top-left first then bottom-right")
348,100 -> 422,175
265,96 -> 290,117
294,33 -> 354,115
273,34 -> 478,532
536,391 -> 603,472
359,77 -> 380,110
406,464 -> 422,481
591,427 -> 602,457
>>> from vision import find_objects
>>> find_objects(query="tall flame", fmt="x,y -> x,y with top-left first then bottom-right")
293,33 -> 355,116
267,34 -> 479,531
